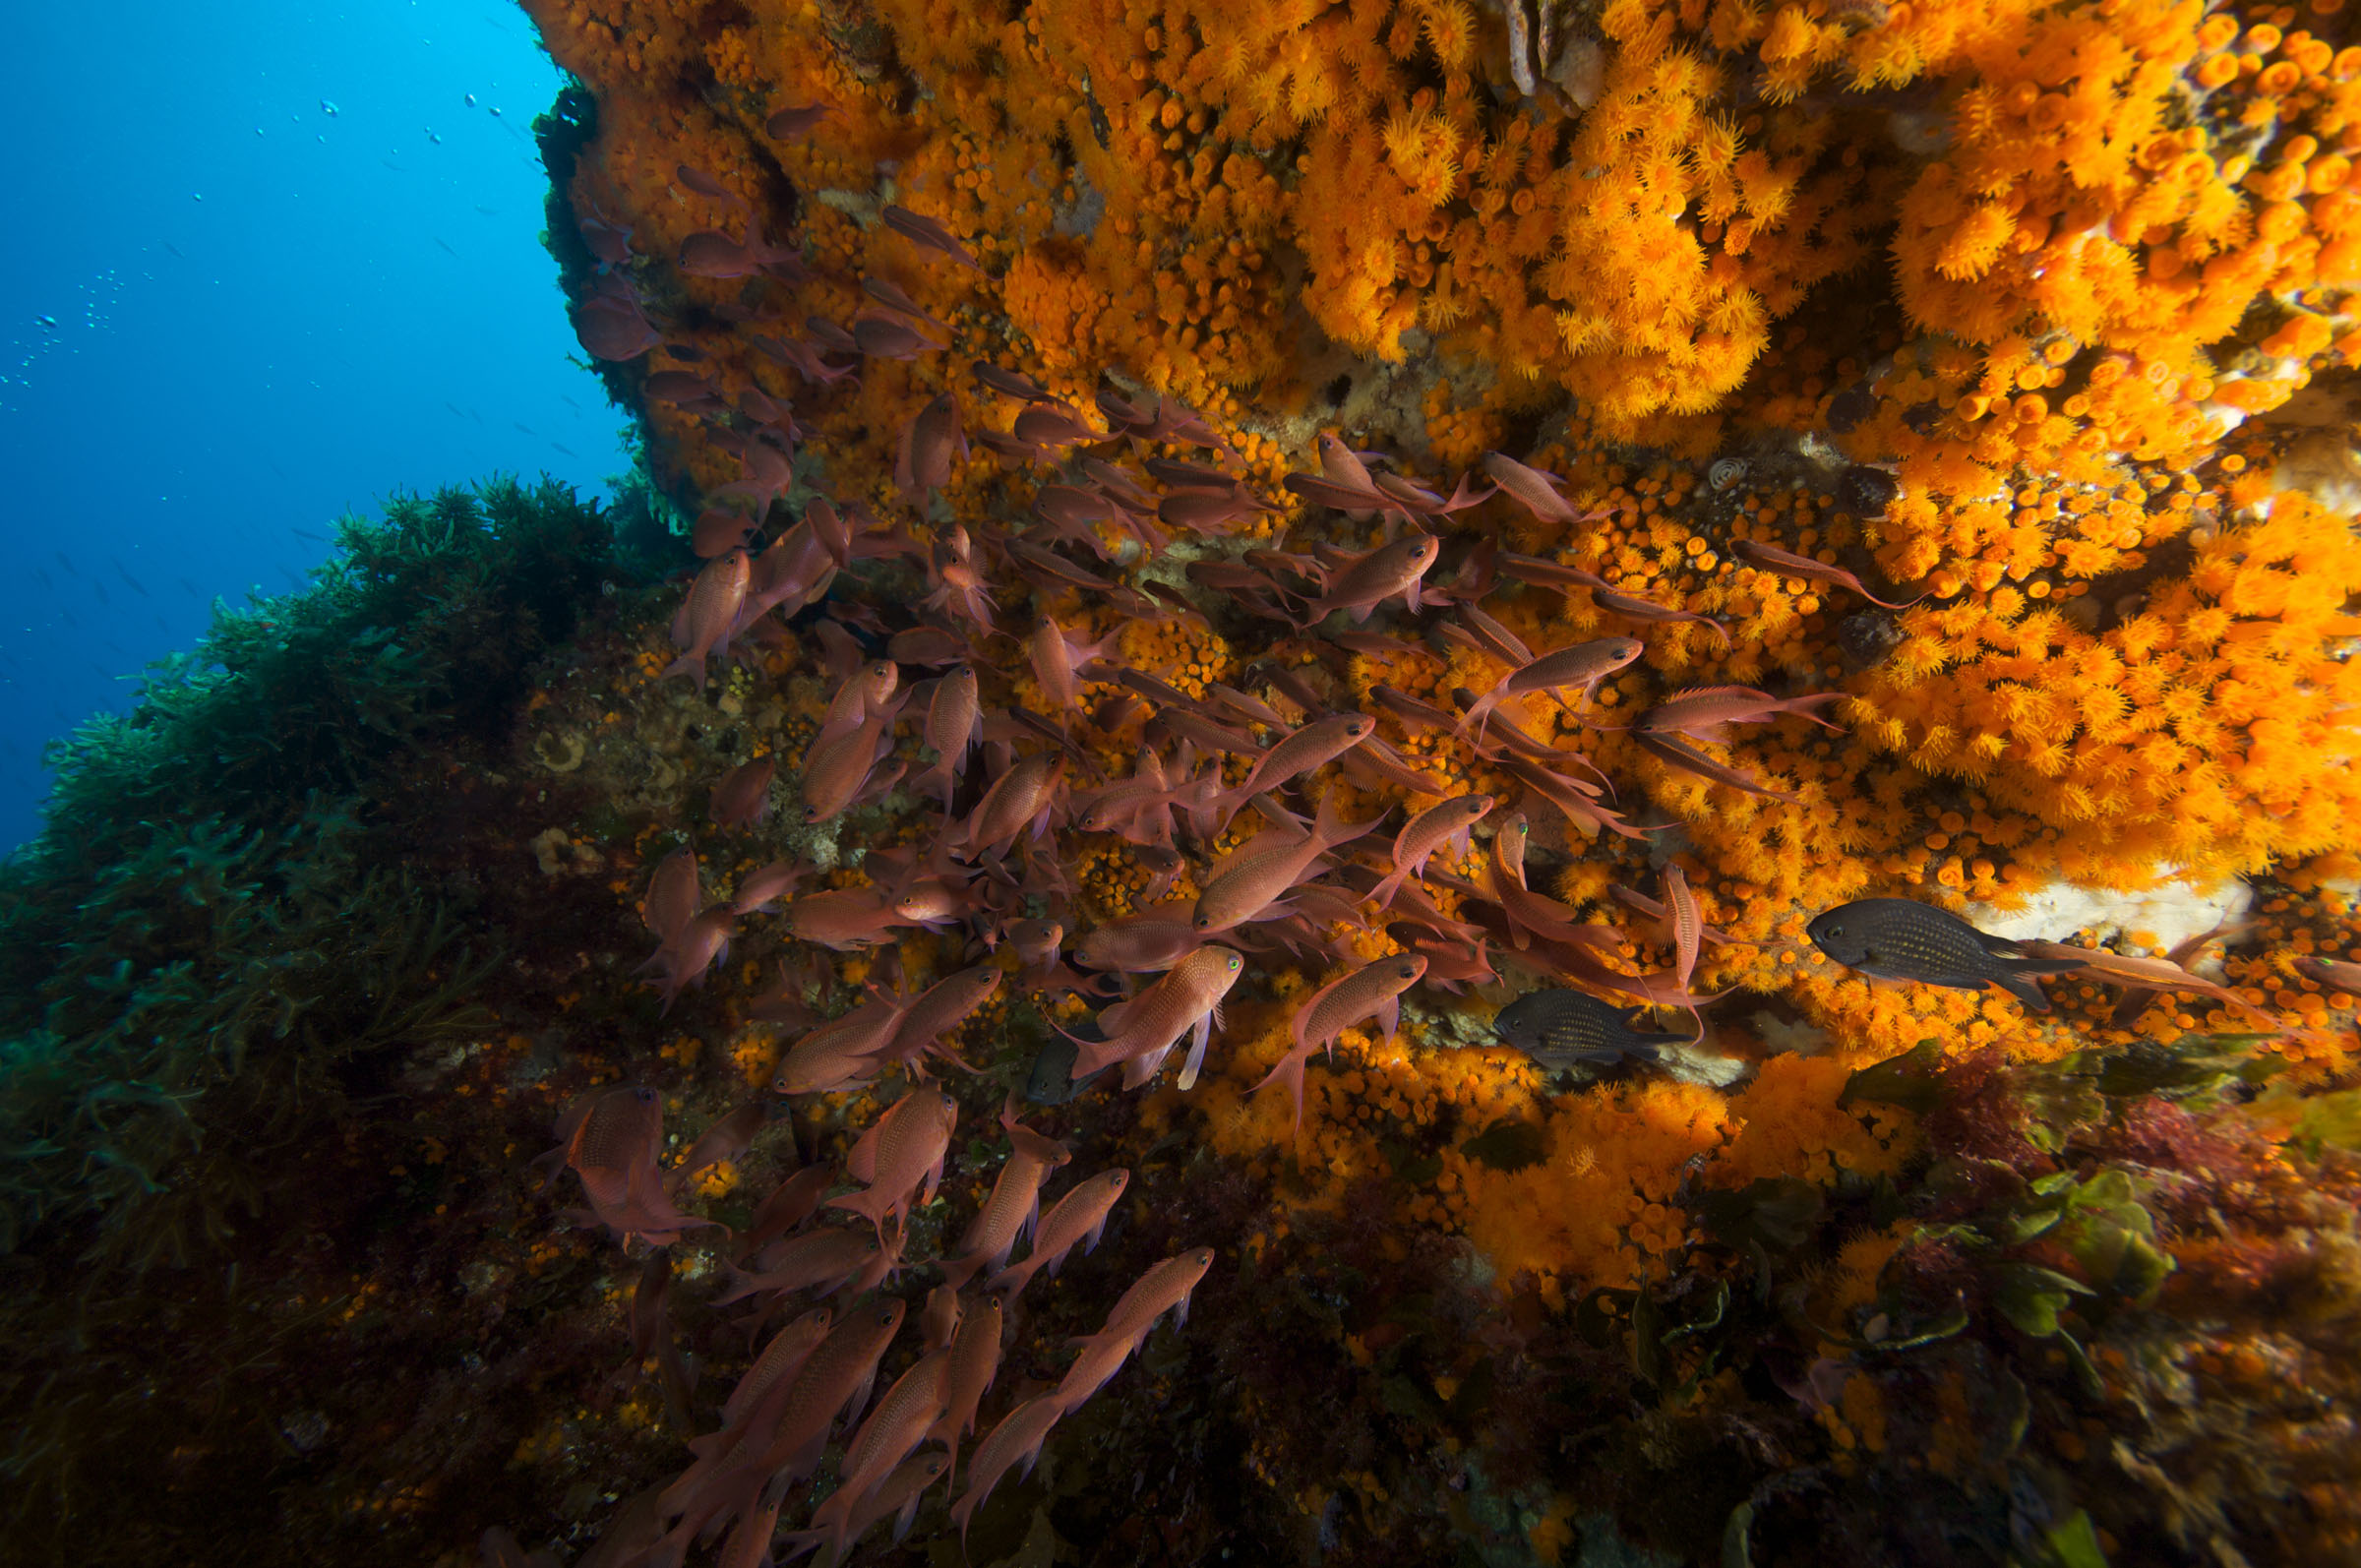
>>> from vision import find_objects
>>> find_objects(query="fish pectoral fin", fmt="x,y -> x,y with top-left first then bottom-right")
1993,972 -> 2055,1012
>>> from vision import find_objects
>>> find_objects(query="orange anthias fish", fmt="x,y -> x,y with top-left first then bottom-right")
1210,713 -> 1375,822
663,547 -> 751,693
1291,531 -> 1440,626
730,859 -> 806,917
799,1347 -> 951,1567
560,1087 -> 722,1246
1454,636 -> 1644,743
651,1298 -> 907,1567
926,1292 -> 1006,1484
939,1119 -> 1071,1290
874,963 -> 1000,1072
894,391 -> 966,501
1368,793 -> 1494,909
1593,588 -> 1730,647
1255,954 -> 1428,1132
1482,451 -> 1604,528
986,1167 -> 1130,1298
947,1396 -> 1064,1549
814,659 -> 900,752
1072,903 -> 1199,973
825,1085 -> 958,1242
770,1451 -> 945,1564
771,991 -> 909,1094
1659,866 -> 1709,1034
782,886 -> 904,951
1050,1246 -> 1216,1414
712,1306 -> 833,1436
708,1227 -> 880,1305
1635,685 -> 1848,747
1027,615 -> 1119,712
641,904 -> 735,1014
642,848 -> 700,943
1632,730 -> 1803,806
1192,796 -> 1377,933
797,705 -> 897,824
1734,537 -> 1925,611
918,664 -> 982,808
951,751 -> 1067,858
1066,947 -> 1245,1089
2295,953 -> 2361,993
1485,814 -> 1621,953
880,202 -> 984,271
2019,939 -> 2280,1029
662,1305 -> 829,1537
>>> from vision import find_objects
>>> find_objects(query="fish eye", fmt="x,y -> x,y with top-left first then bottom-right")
1824,923 -> 1843,937
1398,963 -> 1417,978
1227,954 -> 1241,969
1195,915 -> 1213,930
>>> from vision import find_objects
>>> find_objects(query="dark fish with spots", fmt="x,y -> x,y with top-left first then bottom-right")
1492,989 -> 1688,1073
1805,898 -> 2084,1011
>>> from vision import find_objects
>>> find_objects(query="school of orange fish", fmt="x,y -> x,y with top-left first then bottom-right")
526,157 -> 2361,1568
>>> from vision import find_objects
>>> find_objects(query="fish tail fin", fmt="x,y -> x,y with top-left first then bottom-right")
984,1255 -> 1035,1297
822,1190 -> 882,1232
1453,690 -> 1498,744
938,1252 -> 983,1293
1788,692 -> 1849,731
1366,864 -> 1412,911
1310,789 -> 1373,850
659,652 -> 707,692
1251,1050 -> 1309,1134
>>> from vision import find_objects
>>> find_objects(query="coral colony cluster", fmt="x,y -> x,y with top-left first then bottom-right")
21,0 -> 2361,1564
479,0 -> 2361,1558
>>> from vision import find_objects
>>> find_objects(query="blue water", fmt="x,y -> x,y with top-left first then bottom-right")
0,0 -> 630,855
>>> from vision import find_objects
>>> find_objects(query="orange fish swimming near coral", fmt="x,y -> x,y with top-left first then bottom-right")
939,1117 -> 1070,1290
1256,953 -> 1428,1131
1067,947 -> 1245,1088
557,1087 -> 723,1246
1050,1245 -> 1215,1412
1454,635 -> 1643,742
987,1167 -> 1129,1298
826,1083 -> 958,1242
663,547 -> 751,692
1192,796 -> 1377,933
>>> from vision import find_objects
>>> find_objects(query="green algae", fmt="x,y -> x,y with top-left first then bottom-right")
0,480 -> 616,1550
0,478 -> 607,1263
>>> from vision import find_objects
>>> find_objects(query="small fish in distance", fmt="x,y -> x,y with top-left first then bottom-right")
1805,898 -> 2085,1011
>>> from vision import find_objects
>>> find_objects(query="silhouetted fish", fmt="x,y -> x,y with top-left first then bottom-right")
1492,989 -> 1687,1073
1025,1022 -> 1108,1105
1805,898 -> 2082,1011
